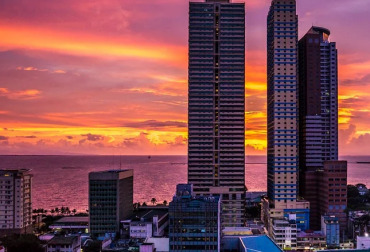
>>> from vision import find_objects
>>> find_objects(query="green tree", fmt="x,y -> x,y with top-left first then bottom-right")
348,185 -> 360,198
151,198 -> 157,205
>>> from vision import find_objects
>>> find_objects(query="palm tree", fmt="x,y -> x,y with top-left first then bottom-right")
163,200 -> 168,206
72,209 -> 77,215
151,198 -> 157,205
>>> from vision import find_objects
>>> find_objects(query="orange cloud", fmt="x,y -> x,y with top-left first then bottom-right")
0,24 -> 187,65
0,88 -> 41,100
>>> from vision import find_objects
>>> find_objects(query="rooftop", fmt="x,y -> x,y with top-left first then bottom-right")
124,209 -> 168,223
297,231 -> 325,238
321,250 -> 370,252
240,235 -> 283,252
48,236 -> 78,246
55,216 -> 88,223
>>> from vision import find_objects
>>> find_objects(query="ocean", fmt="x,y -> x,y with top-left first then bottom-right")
0,155 -> 369,212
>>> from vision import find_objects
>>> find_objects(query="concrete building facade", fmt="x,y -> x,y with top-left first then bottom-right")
89,169 -> 133,238
0,169 -> 32,236
169,184 -> 220,251
188,0 -> 246,227
321,215 -> 340,248
271,218 -> 298,250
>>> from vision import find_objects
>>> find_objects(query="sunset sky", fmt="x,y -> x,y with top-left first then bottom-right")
0,0 -> 370,155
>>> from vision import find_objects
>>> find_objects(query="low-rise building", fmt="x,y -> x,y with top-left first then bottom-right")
143,237 -> 169,252
120,208 -> 169,239
169,184 -> 221,251
140,243 -> 155,252
297,230 -> 326,251
50,216 -> 89,234
245,192 -> 266,207
348,211 -> 370,239
46,235 -> 81,252
239,235 -> 282,252
320,249 -> 370,252
321,215 -> 340,249
357,235 -> 370,250
222,227 -> 255,251
271,218 -> 297,250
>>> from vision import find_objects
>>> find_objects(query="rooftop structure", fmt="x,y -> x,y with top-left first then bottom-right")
239,235 -> 283,252
322,215 -> 340,248
46,235 -> 81,252
120,208 -> 169,239
50,217 -> 89,233
297,230 -> 326,251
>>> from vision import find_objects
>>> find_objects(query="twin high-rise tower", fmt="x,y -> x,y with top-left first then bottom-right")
265,0 -> 346,235
188,0 -> 246,227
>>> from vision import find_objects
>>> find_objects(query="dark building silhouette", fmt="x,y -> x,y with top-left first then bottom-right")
298,27 -> 345,230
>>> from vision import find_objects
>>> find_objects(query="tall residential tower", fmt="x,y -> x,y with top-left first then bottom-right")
188,0 -> 246,227
264,0 -> 310,234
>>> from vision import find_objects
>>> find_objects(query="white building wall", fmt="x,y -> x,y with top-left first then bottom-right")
357,236 -> 370,249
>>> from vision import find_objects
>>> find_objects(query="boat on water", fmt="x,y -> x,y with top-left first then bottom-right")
61,166 -> 83,170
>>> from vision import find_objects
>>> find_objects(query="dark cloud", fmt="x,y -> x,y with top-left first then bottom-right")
66,136 -> 74,139
342,74 -> 370,86
16,135 -> 37,139
124,120 -> 187,129
81,133 -> 104,141
0,136 -> 9,141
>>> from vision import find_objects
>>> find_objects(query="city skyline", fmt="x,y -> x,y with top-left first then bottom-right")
1,0 -> 370,156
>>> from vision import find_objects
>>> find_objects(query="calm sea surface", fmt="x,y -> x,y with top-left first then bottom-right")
0,155 -> 369,212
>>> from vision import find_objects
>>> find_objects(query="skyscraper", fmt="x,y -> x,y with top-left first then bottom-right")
89,169 -> 133,238
267,0 -> 299,208
264,0 -> 310,231
188,0 -> 246,227
298,27 -> 343,230
0,169 -> 32,236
